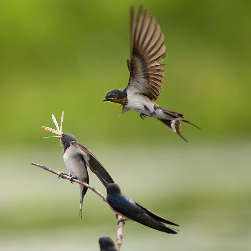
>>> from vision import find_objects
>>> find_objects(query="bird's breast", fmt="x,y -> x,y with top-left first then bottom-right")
126,92 -> 155,116
63,148 -> 88,181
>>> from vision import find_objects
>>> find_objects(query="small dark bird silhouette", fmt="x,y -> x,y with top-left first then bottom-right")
42,112 -> 114,217
99,237 -> 118,251
103,6 -> 199,142
106,183 -> 179,234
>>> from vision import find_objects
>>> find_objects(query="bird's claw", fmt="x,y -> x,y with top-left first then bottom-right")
58,172 -> 68,179
116,214 -> 128,224
70,176 -> 77,183
140,113 -> 147,120
117,218 -> 128,225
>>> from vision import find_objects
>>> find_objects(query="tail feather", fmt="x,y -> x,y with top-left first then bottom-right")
147,219 -> 178,234
182,119 -> 201,129
161,107 -> 200,130
158,119 -> 188,142
158,107 -> 200,142
161,108 -> 185,119
79,184 -> 88,218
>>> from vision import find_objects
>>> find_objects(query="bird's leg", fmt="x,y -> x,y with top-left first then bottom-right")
58,172 -> 70,179
70,176 -> 77,184
118,218 -> 129,224
140,113 -> 148,120
116,214 -> 129,224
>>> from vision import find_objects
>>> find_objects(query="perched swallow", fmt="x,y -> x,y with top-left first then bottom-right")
106,183 -> 179,234
42,112 -> 114,217
103,6 -> 199,142
99,237 -> 118,251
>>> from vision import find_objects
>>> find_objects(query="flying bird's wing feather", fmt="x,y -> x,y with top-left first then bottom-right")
77,143 -> 115,187
127,6 -> 166,102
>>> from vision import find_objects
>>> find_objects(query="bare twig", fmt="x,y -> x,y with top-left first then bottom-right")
30,162 -> 107,202
116,214 -> 126,250
31,162 -> 126,250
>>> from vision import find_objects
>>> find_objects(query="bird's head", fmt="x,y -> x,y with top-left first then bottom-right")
60,133 -> 76,151
99,237 -> 116,250
106,183 -> 121,196
103,89 -> 127,105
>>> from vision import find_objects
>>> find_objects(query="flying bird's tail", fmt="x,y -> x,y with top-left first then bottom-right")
158,108 -> 200,142
79,184 -> 88,218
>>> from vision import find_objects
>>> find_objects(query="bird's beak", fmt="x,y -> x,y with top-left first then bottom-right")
103,98 -> 108,101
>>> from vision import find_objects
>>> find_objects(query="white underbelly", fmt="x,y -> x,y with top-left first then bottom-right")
126,91 -> 179,120
63,152 -> 87,181
126,95 -> 155,116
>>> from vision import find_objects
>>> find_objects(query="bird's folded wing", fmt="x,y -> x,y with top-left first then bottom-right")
107,195 -> 145,219
135,201 -> 179,226
127,6 -> 166,102
77,143 -> 115,187
107,195 -> 177,233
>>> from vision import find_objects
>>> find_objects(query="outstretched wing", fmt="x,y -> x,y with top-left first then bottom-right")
127,6 -> 166,102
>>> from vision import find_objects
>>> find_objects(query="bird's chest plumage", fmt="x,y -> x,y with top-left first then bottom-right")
126,91 -> 156,116
63,147 -> 88,182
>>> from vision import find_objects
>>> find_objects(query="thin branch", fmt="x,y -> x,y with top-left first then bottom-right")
31,162 -> 126,250
116,214 -> 126,250
30,162 -> 107,202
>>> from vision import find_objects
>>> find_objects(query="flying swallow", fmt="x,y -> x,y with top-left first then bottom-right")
103,6 -> 199,142
106,183 -> 179,234
42,112 -> 115,217
99,237 -> 118,251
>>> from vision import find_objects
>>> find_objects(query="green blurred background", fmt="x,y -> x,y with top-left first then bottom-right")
0,0 -> 250,250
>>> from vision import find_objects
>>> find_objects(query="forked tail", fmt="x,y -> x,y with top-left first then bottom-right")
158,119 -> 188,142
158,108 -> 200,142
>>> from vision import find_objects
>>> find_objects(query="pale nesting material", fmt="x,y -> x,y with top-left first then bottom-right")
41,111 -> 64,137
